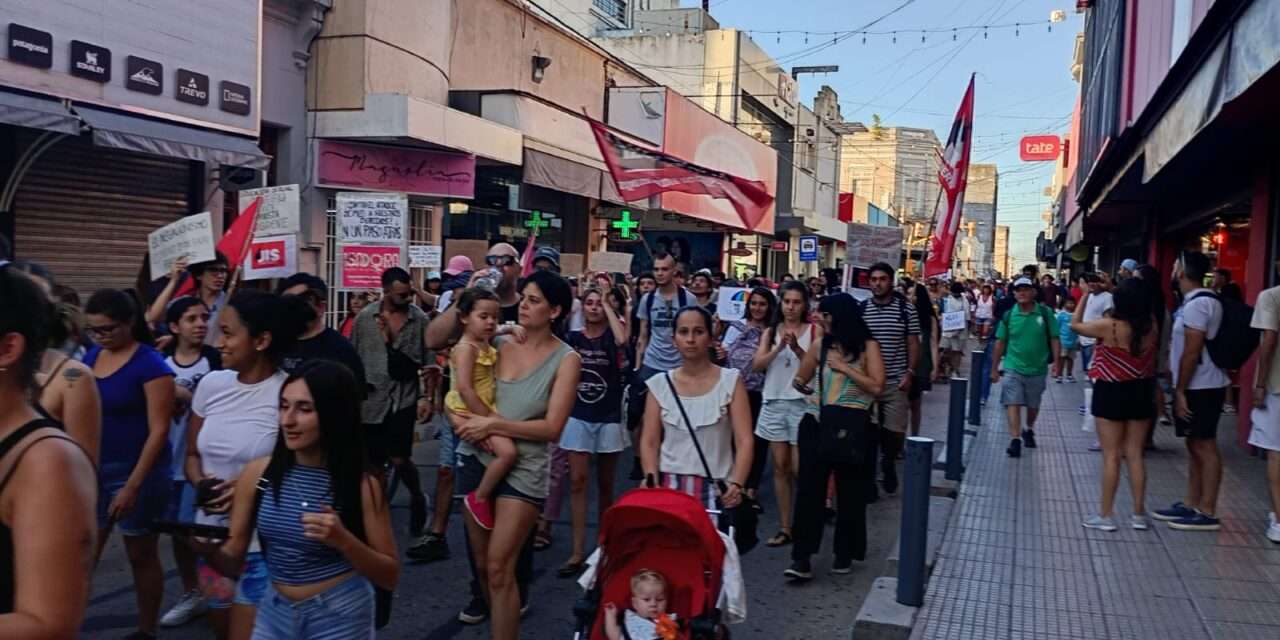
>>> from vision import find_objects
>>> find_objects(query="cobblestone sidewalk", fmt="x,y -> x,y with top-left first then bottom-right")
912,375 -> 1280,640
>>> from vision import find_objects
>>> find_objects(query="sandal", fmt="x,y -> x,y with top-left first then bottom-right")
765,530 -> 792,547
533,527 -> 553,552
557,559 -> 587,578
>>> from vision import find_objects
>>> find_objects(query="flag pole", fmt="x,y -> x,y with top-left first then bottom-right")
917,187 -> 945,277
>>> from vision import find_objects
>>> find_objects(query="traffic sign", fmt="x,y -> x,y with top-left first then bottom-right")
799,235 -> 819,261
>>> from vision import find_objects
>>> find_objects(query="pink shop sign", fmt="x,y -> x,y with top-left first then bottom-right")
317,140 -> 476,198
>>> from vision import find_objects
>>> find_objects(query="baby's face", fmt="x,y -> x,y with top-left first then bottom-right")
631,581 -> 668,620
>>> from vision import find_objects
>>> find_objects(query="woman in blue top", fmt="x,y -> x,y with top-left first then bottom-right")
84,289 -> 175,639
200,360 -> 399,639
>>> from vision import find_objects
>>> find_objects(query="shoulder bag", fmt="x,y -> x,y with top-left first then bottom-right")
815,343 -> 875,465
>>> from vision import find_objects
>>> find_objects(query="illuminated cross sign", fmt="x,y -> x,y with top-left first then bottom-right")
611,209 -> 640,239
525,210 -> 551,231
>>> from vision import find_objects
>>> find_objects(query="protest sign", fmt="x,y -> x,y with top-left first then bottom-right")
148,212 -> 215,278
560,253 -> 584,276
848,287 -> 873,302
337,192 -> 407,245
846,223 -> 904,270
408,245 -> 442,269
242,234 -> 298,280
716,287 -> 749,321
588,251 -> 633,274
238,185 -> 300,235
942,310 -> 967,332
341,245 -> 403,288
444,239 -> 490,273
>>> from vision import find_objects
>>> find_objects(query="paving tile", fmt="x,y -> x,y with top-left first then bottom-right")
1202,621 -> 1280,639
1195,596 -> 1280,626
1181,578 -> 1280,603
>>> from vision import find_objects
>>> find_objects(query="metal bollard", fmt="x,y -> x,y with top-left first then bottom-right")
897,436 -> 934,607
947,378 -> 967,481
968,349 -> 985,425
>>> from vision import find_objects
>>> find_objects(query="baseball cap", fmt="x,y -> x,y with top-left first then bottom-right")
426,271 -> 442,281
1012,277 -> 1035,289
444,255 -> 474,276
1120,258 -> 1139,272
533,247 -> 561,270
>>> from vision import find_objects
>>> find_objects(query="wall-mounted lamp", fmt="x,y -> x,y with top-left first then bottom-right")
531,55 -> 552,83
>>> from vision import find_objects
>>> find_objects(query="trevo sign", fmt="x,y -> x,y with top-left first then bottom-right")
1019,135 -> 1061,162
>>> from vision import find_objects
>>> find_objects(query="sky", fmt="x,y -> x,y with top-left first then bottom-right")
703,0 -> 1082,268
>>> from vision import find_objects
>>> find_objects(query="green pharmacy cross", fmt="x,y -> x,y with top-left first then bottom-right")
611,209 -> 640,239
525,211 -> 551,232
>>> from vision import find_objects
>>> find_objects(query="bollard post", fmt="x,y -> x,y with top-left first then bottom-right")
897,436 -> 934,607
947,378 -> 966,481
968,349 -> 985,425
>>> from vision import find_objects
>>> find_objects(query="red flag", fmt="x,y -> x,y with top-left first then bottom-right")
589,120 -> 774,231
838,193 -> 855,223
925,76 -> 975,278
173,196 -> 263,297
520,230 -> 538,278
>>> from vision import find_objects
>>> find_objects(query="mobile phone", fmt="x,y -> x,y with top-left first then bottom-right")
151,520 -> 231,539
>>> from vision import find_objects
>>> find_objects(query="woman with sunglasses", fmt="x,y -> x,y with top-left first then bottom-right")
84,289 -> 176,639
0,265 -> 98,637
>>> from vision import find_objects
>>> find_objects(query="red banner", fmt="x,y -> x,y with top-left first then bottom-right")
589,120 -> 774,232
925,76 -> 975,277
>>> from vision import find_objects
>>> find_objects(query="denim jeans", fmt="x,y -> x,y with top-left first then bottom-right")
980,338 -> 995,402
251,575 -> 374,640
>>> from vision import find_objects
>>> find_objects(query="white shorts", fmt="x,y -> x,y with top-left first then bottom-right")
559,417 -> 627,454
756,398 -> 806,444
1249,393 -> 1280,452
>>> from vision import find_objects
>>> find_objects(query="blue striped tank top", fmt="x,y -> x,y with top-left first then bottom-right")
257,465 -> 354,585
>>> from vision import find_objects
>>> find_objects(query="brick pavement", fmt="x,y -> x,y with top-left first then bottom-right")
911,374 -> 1280,640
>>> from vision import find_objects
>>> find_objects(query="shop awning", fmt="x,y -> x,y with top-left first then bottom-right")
0,90 -> 79,135
74,105 -> 271,170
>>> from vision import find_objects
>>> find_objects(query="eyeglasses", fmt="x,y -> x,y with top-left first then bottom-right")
485,255 -> 518,267
86,323 -> 121,336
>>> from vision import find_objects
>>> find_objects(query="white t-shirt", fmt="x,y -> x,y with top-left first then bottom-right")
975,295 -> 994,320
166,351 -> 216,482
192,369 -> 287,527
1171,289 -> 1230,390
1078,291 -> 1114,347
1251,286 -> 1280,395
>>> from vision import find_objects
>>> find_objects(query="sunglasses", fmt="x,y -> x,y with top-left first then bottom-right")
485,255 -> 518,267
87,323 -> 121,336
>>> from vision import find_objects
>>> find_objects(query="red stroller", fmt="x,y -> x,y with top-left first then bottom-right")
573,487 -> 730,639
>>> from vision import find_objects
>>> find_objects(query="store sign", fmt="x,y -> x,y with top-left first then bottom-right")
8,24 -> 52,68
770,240 -> 789,251
336,192 -> 407,245
69,40 -> 111,83
242,234 -> 298,281
238,185 -> 300,236
317,140 -> 476,198
1019,135 -> 1061,162
125,56 -> 163,95
219,80 -> 251,116
798,235 -> 819,262
341,245 -> 403,289
176,69 -> 210,105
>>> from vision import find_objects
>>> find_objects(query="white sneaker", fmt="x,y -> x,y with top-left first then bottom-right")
1131,514 -> 1150,530
1268,523 -> 1280,544
1269,511 -> 1277,527
160,589 -> 207,627
1083,515 -> 1117,532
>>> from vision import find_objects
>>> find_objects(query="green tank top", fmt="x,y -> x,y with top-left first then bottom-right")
806,346 -> 875,413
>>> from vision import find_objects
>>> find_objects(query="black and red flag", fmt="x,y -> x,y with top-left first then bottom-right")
925,74 -> 975,277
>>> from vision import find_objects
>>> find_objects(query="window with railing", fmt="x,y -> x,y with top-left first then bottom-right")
593,0 -> 627,25
324,198 -> 434,329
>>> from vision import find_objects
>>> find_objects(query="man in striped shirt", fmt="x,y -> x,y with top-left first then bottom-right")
862,262 -> 921,495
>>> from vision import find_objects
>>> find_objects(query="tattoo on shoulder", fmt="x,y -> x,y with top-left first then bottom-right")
63,367 -> 83,384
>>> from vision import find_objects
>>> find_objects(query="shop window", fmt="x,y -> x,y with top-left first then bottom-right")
323,197 -> 434,328
592,0 -> 628,26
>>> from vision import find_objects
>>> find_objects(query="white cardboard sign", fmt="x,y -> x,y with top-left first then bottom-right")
337,192 -> 407,245
148,212 -> 215,278
941,310 -> 967,332
408,245 -> 442,269
587,251 -> 633,274
846,223 -> 904,269
716,287 -> 749,322
242,234 -> 298,280
238,185 -> 300,235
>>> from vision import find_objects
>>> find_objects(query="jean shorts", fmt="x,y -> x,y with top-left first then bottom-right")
435,415 -> 460,469
757,398 -> 807,444
455,454 -> 545,509
559,417 -> 626,454
97,467 -> 171,536
1000,371 -> 1048,409
252,574 -> 374,640
199,551 -> 269,609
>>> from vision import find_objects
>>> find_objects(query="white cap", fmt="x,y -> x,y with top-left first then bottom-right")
1012,277 -> 1035,289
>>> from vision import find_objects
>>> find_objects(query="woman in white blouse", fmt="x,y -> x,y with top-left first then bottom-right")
640,306 -> 753,512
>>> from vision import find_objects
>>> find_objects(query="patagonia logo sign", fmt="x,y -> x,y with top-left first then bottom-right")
8,24 -> 52,68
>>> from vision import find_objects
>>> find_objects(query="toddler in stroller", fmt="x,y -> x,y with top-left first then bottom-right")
603,569 -> 678,640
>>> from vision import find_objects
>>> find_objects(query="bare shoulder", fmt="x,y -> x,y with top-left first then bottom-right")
9,434 -> 94,486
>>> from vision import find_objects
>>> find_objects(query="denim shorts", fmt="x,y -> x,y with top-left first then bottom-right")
756,398 -> 807,444
199,551 -> 269,609
1000,371 -> 1048,409
436,415 -> 460,469
455,454 -> 545,509
164,481 -> 196,523
97,468 -> 171,536
252,574 -> 374,640
559,417 -> 626,454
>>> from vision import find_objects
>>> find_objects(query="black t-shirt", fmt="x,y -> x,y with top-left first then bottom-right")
282,327 -> 368,396
568,327 -> 623,424
501,301 -> 519,324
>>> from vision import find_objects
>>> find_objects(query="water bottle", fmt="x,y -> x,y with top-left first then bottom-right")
474,268 -> 500,292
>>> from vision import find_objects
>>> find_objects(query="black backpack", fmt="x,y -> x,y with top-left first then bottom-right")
1189,292 -> 1259,370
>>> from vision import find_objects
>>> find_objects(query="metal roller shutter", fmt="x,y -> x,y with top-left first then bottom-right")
13,132 -> 193,296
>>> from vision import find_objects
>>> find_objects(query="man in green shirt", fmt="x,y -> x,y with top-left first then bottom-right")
991,277 -> 1060,458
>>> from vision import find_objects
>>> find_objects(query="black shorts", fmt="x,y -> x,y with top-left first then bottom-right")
454,455 -> 545,509
908,375 -> 931,401
1175,387 -> 1227,440
1091,378 -> 1157,422
365,406 -> 416,466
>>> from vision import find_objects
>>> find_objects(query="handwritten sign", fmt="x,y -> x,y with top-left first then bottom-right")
148,212 -> 215,278
716,287 -> 749,322
239,185 -> 300,235
444,239 -> 490,274
588,251 -> 633,274
846,223 -> 904,269
408,245 -> 442,269
337,192 -> 407,245
942,310 -> 967,332
316,140 -> 476,198
242,234 -> 297,280
560,253 -> 584,277
341,244 -> 403,288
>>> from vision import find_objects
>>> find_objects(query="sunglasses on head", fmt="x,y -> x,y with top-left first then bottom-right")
485,255 -> 517,267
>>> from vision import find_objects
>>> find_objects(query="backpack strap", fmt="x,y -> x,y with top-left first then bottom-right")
898,296 -> 908,339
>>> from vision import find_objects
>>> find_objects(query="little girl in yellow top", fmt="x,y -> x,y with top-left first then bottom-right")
446,288 -> 518,531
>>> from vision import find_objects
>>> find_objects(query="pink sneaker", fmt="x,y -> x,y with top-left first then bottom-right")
464,492 -> 495,530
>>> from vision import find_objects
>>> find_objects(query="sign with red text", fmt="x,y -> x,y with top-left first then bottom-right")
1019,135 -> 1061,162
341,245 -> 403,288
242,234 -> 297,280
317,140 -> 476,198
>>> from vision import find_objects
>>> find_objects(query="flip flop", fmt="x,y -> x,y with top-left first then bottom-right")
533,529 -> 553,551
766,531 -> 792,547
557,560 -> 586,578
